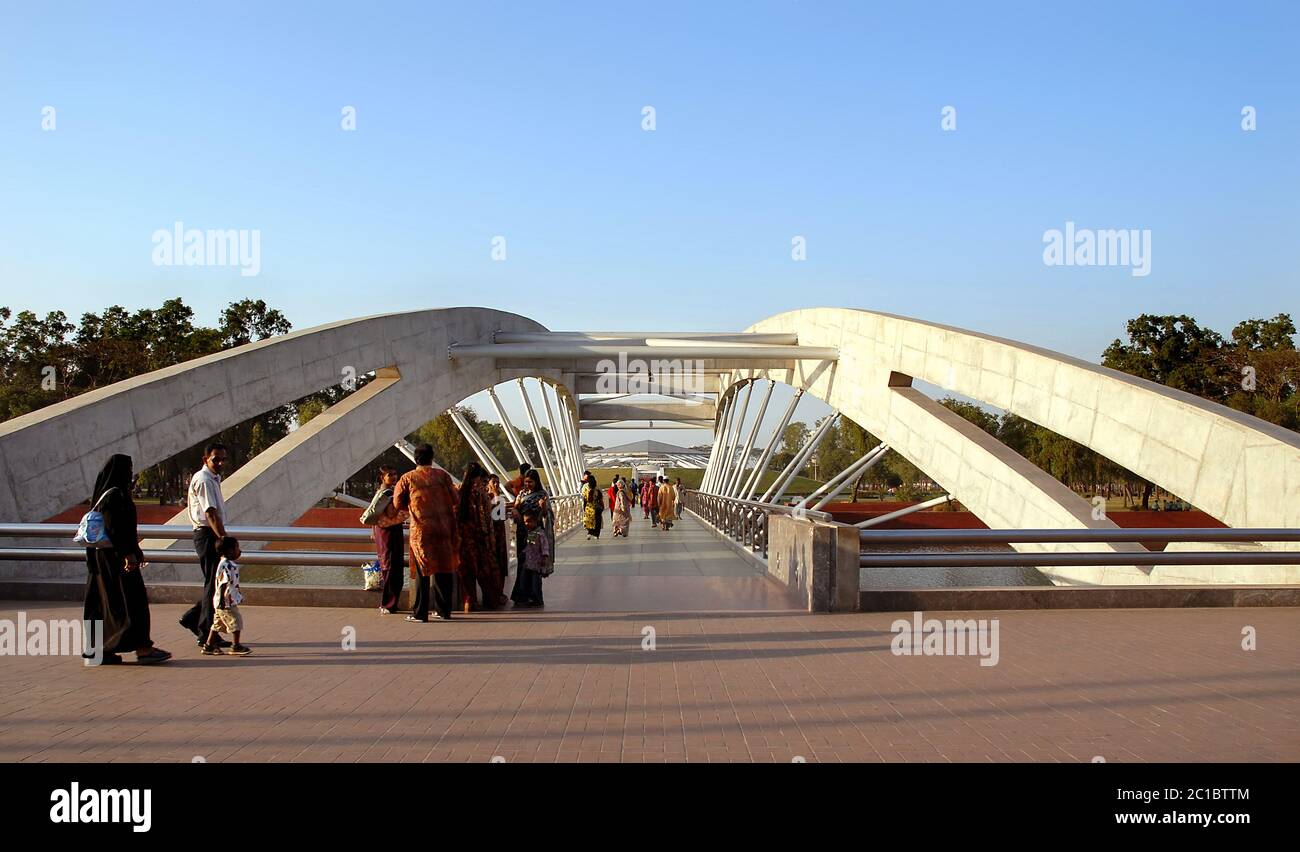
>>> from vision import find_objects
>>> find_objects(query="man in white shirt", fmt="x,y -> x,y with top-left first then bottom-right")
178,443 -> 231,646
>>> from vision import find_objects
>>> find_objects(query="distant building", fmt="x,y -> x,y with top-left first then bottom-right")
584,439 -> 746,470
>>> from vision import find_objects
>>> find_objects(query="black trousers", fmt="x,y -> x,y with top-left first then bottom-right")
411,573 -> 453,621
179,527 -> 219,638
378,524 -> 405,612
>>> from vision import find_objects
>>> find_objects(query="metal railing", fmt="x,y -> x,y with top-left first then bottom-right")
548,493 -> 583,538
858,527 -> 1300,569
685,491 -> 832,560
0,521 -> 383,566
0,491 -> 586,570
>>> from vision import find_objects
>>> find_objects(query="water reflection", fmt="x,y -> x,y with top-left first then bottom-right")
859,544 -> 1051,588
241,565 -> 365,587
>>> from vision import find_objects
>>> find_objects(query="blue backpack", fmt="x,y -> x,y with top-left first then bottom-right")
73,487 -> 118,549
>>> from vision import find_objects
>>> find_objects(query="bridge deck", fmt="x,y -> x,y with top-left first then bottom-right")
0,598 -> 1295,762
543,511 -> 803,612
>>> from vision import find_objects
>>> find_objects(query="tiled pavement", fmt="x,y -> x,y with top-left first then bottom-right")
0,514 -> 1296,762
543,510 -> 804,611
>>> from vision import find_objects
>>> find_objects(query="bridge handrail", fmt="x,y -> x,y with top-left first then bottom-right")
1,523 -> 393,543
858,526 -> 1300,570
683,490 -> 835,560
689,492 -> 834,522
860,551 -> 1300,568
859,528 -> 1300,545
0,547 -> 383,566
0,492 -> 586,570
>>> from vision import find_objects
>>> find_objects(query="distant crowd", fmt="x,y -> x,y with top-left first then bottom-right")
579,473 -> 683,539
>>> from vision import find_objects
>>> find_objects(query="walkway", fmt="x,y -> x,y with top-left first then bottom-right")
543,510 -> 803,612
0,601 -> 1295,762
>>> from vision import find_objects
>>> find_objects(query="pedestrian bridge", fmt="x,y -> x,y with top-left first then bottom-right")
0,307 -> 1296,596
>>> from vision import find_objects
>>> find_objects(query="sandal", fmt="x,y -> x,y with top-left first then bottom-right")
136,648 -> 172,665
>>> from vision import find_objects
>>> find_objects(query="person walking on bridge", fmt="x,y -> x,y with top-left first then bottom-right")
582,472 -> 604,539
180,443 -> 230,647
643,476 -> 658,524
612,478 -> 631,537
657,476 -> 678,531
83,454 -> 171,665
393,444 -> 461,622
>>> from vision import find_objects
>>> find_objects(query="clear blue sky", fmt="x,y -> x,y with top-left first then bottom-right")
2,1 -> 1296,448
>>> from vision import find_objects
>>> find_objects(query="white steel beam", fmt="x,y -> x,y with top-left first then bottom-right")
539,381 -> 576,496
516,379 -> 559,492
761,413 -> 838,505
494,331 -> 800,345
742,388 -> 803,500
856,494 -> 953,528
706,384 -> 744,492
700,392 -> 733,492
451,343 -> 838,360
806,444 -> 889,511
487,386 -> 533,469
723,379 -> 774,497
711,380 -> 753,494
448,408 -> 514,497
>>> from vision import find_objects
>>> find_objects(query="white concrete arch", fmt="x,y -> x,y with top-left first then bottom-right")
730,308 -> 1300,584
0,308 -> 577,530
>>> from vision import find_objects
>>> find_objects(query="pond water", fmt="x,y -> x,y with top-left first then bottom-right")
858,544 -> 1051,588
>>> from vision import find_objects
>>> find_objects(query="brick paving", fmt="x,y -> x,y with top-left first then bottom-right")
0,514 -> 1296,762
0,600 -> 1295,762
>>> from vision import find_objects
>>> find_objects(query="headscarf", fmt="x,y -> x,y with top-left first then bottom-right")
459,461 -> 488,522
91,453 -> 134,505
90,453 -> 137,532
518,470 -> 550,519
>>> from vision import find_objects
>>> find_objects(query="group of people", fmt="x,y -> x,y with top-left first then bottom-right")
80,443 -> 565,666
361,449 -> 556,620
581,473 -> 683,538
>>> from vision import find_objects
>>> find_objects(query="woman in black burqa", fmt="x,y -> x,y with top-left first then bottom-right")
83,454 -> 171,665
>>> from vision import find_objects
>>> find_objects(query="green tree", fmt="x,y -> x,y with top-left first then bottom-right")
1101,314 -> 1230,400
1,298 -> 295,504
769,421 -> 810,470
